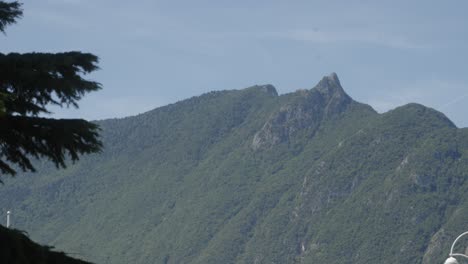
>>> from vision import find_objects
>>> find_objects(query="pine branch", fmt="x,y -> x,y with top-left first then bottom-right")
0,1 -> 22,33
0,52 -> 102,116
0,116 -> 102,176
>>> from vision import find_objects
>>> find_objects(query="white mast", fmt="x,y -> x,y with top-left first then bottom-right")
6,210 -> 11,228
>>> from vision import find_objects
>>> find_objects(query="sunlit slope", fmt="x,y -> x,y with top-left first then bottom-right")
1,74 -> 466,264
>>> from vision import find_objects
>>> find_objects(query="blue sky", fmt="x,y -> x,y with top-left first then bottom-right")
2,0 -> 468,127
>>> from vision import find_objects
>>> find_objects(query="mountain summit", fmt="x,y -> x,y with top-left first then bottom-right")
252,73 -> 355,150
315,72 -> 345,96
0,74 -> 466,264
314,72 -> 352,115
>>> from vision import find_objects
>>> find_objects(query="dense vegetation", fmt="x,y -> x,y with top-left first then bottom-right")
0,74 -> 466,263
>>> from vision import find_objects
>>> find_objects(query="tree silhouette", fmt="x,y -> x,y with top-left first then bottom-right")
0,1 -> 103,177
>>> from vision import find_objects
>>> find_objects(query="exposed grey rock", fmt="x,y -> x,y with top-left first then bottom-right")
315,72 -> 352,117
422,228 -> 449,264
258,84 -> 278,97
252,73 -> 352,150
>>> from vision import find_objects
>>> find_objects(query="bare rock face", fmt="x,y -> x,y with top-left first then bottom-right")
315,72 -> 352,117
422,228 -> 450,264
252,73 -> 352,150
257,84 -> 278,97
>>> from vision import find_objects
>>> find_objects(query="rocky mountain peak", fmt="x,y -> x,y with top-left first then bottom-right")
319,72 -> 341,87
258,84 -> 278,97
252,73 -> 354,150
314,72 -> 349,101
312,73 -> 352,118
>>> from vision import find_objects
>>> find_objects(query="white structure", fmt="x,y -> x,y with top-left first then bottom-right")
444,231 -> 468,264
6,210 -> 11,228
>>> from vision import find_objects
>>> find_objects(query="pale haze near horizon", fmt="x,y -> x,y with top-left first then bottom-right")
2,0 -> 468,127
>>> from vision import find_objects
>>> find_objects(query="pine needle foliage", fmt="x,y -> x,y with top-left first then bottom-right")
0,1 -> 102,177
0,0 -> 21,33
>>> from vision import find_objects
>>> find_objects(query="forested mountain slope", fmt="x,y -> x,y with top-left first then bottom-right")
1,73 -> 466,264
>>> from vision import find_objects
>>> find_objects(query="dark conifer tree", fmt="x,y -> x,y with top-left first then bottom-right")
0,1 -> 103,177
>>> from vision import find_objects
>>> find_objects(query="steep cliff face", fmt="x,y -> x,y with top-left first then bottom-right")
0,73 -> 466,264
314,72 -> 352,117
252,73 -> 353,150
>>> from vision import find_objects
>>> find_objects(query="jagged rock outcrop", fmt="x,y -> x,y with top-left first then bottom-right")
252,73 -> 352,150
254,84 -> 278,97
314,72 -> 352,117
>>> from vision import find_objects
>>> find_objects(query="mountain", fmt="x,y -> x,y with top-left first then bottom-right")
0,73 -> 467,264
